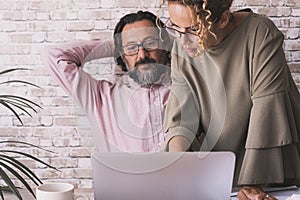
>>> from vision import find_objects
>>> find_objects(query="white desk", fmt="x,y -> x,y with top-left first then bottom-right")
231,188 -> 300,200
4,188 -> 299,200
3,188 -> 94,200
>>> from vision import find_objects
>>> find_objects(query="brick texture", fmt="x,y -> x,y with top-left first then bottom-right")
0,0 -> 299,191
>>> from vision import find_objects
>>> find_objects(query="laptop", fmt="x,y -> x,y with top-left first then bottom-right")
91,151 -> 235,200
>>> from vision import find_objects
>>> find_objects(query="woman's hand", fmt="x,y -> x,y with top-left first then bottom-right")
237,186 -> 277,200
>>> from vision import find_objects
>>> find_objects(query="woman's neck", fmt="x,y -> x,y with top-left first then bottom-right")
220,13 -> 236,42
219,11 -> 249,43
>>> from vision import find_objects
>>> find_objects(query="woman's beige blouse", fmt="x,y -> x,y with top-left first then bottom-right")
164,11 -> 300,186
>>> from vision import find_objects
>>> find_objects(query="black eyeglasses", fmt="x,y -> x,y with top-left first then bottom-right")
163,18 -> 199,41
122,39 -> 160,56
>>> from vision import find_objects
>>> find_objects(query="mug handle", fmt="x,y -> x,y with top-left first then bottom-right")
75,194 -> 90,200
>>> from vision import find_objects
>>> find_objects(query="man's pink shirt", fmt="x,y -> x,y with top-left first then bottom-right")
41,40 -> 170,152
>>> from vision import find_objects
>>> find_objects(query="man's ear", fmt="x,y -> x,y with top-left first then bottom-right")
217,10 -> 231,29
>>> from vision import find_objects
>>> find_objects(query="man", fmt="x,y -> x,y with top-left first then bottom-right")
41,11 -> 171,152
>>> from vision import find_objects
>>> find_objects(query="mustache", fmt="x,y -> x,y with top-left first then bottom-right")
134,57 -> 157,68
128,57 -> 160,87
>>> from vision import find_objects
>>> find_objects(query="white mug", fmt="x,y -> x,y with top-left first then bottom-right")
36,183 -> 89,200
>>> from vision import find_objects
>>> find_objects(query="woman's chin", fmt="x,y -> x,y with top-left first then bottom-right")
184,49 -> 198,57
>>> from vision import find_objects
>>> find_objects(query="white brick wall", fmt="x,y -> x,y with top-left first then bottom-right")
0,0 -> 299,190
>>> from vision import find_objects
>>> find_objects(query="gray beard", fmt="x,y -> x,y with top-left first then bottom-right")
128,63 -> 165,87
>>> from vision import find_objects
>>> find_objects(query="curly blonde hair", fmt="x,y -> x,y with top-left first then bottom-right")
161,0 -> 233,50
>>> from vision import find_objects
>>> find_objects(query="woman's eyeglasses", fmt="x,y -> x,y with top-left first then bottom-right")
162,18 -> 199,42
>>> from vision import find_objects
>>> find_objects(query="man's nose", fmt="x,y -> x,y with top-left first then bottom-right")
137,46 -> 148,60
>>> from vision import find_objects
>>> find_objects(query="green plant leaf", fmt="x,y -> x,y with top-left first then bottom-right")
0,68 -> 30,76
0,80 -> 40,89
0,141 -> 56,153
0,186 -> 12,192
3,98 -> 39,113
0,100 -> 24,125
0,95 -> 41,109
0,98 -> 33,110
0,186 -> 5,200
0,161 -> 36,198
0,150 -> 58,171
0,67 -> 53,200
0,99 -> 34,118
0,155 -> 42,185
0,97 -> 40,115
0,167 -> 23,200
0,95 -> 42,125
0,100 -> 33,123
0,141 -> 57,200
0,67 -> 42,125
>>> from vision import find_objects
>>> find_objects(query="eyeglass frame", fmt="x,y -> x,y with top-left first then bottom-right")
162,18 -> 199,38
161,16 -> 221,40
121,38 -> 160,56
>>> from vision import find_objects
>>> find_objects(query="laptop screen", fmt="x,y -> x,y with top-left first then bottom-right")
91,151 -> 235,200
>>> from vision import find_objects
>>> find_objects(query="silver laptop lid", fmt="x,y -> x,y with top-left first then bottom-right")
91,151 -> 235,200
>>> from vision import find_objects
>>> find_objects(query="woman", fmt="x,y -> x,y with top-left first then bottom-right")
161,0 -> 300,199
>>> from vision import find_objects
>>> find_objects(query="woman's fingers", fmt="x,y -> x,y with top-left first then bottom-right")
237,186 -> 277,200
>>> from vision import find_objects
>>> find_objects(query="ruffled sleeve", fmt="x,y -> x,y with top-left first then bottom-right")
246,90 -> 299,148
237,16 -> 300,185
239,88 -> 300,184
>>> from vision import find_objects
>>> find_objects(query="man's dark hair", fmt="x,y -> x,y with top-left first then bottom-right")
113,10 -> 170,71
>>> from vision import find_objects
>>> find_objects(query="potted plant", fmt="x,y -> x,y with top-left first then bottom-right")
0,68 -> 57,200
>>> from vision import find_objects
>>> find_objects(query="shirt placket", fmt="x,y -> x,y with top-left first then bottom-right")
149,85 -> 164,151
